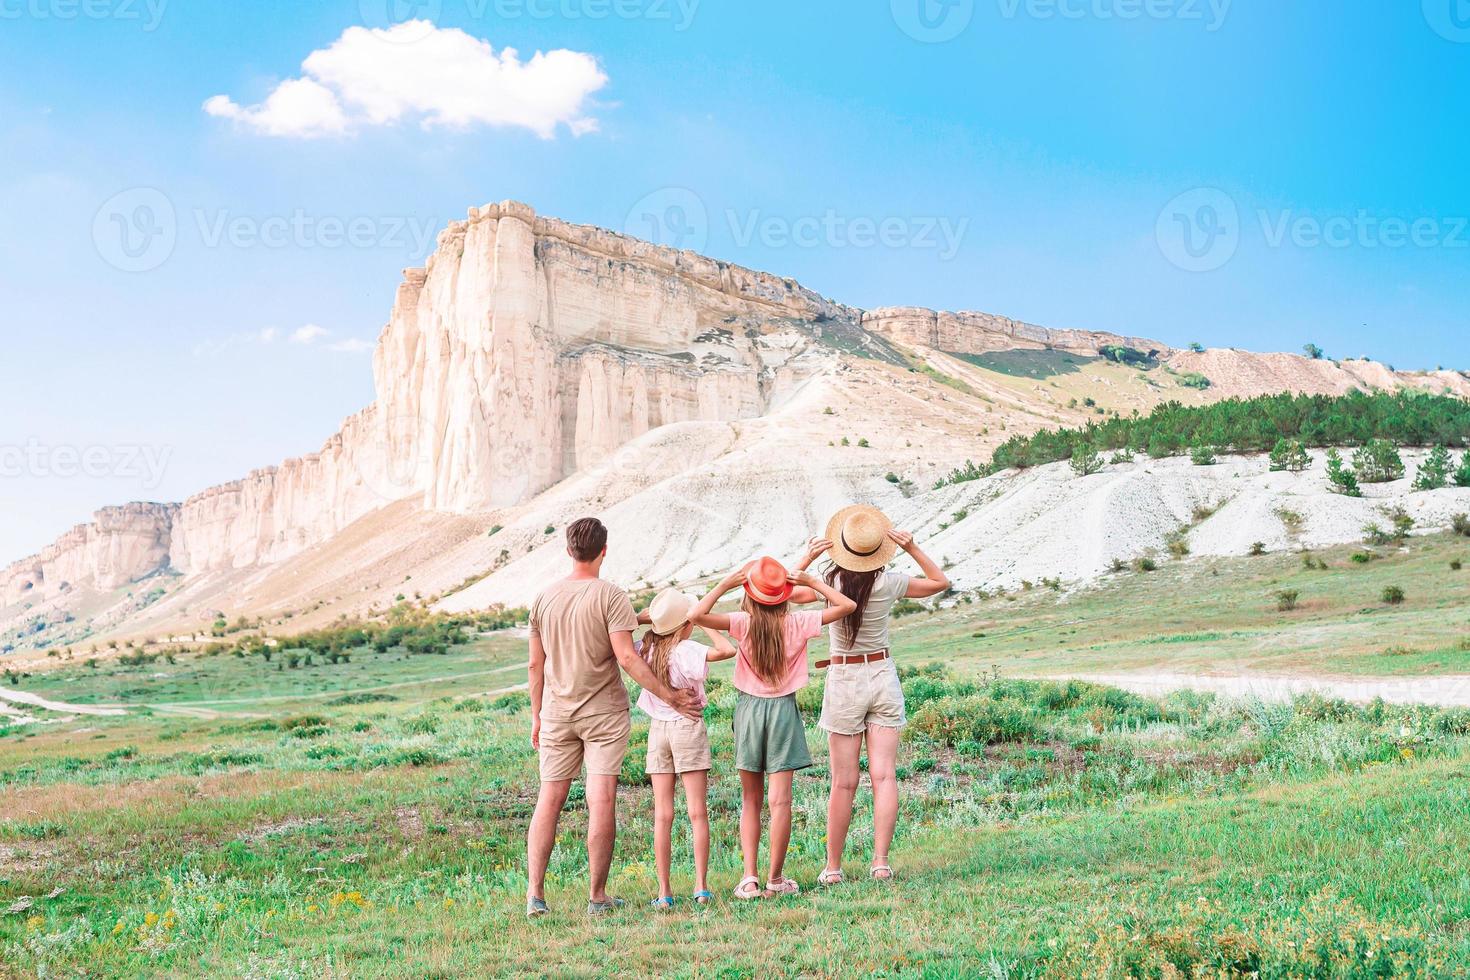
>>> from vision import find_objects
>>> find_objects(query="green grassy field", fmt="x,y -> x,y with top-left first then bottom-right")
2,534 -> 1469,977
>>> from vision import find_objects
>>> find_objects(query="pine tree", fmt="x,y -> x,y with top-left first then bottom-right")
1412,445 -> 1451,491
1190,445 -> 1217,466
1454,451 -> 1470,489
1325,448 -> 1362,497
1070,442 -> 1103,477
1352,439 -> 1405,483
1269,438 -> 1311,473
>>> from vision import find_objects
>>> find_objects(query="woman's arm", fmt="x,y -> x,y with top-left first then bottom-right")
889,529 -> 951,598
688,568 -> 746,631
787,537 -> 832,604
699,625 -> 738,663
790,570 -> 857,625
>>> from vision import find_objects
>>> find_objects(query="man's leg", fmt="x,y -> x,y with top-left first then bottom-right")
824,731 -> 864,874
585,772 -> 619,903
527,778 -> 572,903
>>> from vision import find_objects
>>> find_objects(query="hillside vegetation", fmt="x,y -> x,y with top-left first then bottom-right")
941,389 -> 1470,484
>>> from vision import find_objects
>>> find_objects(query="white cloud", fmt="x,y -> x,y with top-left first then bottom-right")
290,324 -> 329,345
259,327 -> 280,343
326,337 -> 373,353
204,21 -> 608,140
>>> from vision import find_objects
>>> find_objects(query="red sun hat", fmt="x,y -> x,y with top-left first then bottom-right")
743,556 -> 793,606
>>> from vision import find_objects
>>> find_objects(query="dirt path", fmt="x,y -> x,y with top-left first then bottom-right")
1056,671 -> 1470,707
0,687 -> 127,716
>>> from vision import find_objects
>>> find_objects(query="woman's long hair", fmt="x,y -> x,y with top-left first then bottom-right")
741,594 -> 789,687
824,565 -> 882,648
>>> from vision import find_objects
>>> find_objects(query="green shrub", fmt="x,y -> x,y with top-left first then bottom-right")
909,696 -> 1039,746
1275,589 -> 1300,612
1353,439 -> 1405,483
1132,556 -> 1158,572
1413,445 -> 1451,490
1070,443 -> 1103,477
1269,439 -> 1311,473
1189,445 -> 1217,466
1380,585 -> 1405,605
1451,513 -> 1470,537
1325,448 -> 1362,497
1249,541 -> 1267,556
325,693 -> 398,706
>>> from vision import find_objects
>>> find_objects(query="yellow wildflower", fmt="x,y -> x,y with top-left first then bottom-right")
25,915 -> 44,932
444,898 -> 455,909
112,920 -> 126,936
144,912 -> 159,927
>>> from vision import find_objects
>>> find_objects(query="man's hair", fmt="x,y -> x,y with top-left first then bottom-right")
566,517 -> 608,562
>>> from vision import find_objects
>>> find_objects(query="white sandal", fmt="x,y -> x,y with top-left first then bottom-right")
765,877 -> 800,896
733,875 -> 763,900
817,868 -> 844,886
870,864 -> 895,881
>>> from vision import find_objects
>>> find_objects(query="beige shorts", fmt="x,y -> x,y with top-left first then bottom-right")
818,659 -> 907,736
646,718 -> 712,775
539,710 -> 631,782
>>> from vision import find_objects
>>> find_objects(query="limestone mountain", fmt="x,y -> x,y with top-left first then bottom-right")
4,201 -> 1468,657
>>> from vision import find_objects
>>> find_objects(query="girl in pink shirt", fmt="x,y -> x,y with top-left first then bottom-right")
689,555 -> 854,900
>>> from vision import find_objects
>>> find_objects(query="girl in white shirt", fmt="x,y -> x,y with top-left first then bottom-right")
635,588 -> 736,908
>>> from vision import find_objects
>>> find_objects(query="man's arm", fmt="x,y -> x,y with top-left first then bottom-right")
611,630 -> 702,721
528,633 -> 546,749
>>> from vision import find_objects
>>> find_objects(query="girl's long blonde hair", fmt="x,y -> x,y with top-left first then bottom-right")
640,626 -> 686,688
741,594 -> 789,687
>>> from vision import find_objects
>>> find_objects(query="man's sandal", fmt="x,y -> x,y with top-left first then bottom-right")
526,897 -> 549,919
586,897 -> 625,916
817,868 -> 845,886
765,877 -> 800,896
692,890 -> 714,906
870,864 -> 895,881
733,876 -> 763,900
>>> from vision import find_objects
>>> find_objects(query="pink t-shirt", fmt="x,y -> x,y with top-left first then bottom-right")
727,609 -> 823,698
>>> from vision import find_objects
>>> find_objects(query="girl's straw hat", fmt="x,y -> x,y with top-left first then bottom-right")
647,588 -> 697,635
825,504 -> 898,572
743,556 -> 793,606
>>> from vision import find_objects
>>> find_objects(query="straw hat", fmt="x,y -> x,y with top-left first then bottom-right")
742,556 -> 793,606
647,588 -> 697,635
825,504 -> 898,572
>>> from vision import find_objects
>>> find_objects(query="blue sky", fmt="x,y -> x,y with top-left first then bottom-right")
2,0 -> 1468,561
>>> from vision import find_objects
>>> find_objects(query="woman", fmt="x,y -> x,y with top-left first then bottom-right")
791,505 -> 949,883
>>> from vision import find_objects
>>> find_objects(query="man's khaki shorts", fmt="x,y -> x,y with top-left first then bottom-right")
645,718 -> 712,775
538,710 -> 631,782
818,658 -> 907,736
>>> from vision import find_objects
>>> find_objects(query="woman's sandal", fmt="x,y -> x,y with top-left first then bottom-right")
692,890 -> 714,906
649,896 -> 675,911
765,877 -> 801,896
817,868 -> 845,886
733,876 -> 763,900
870,864 -> 895,881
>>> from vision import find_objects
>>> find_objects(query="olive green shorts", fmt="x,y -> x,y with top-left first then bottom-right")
733,692 -> 812,774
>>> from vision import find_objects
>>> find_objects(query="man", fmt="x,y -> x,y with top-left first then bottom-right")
525,517 -> 701,918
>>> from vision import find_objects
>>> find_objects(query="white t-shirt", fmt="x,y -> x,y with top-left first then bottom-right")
634,638 -> 710,722
829,571 -> 911,655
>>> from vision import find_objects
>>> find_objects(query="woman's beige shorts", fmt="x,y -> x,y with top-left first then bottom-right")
646,717 -> 712,774
818,659 -> 907,736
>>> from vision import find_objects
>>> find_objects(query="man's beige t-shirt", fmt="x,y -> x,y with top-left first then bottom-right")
529,577 -> 639,722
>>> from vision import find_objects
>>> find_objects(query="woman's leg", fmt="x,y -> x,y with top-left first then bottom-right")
651,772 -> 677,899
866,724 -> 901,875
824,732 -> 864,873
681,770 -> 711,894
765,769 -> 794,884
738,768 -> 765,882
